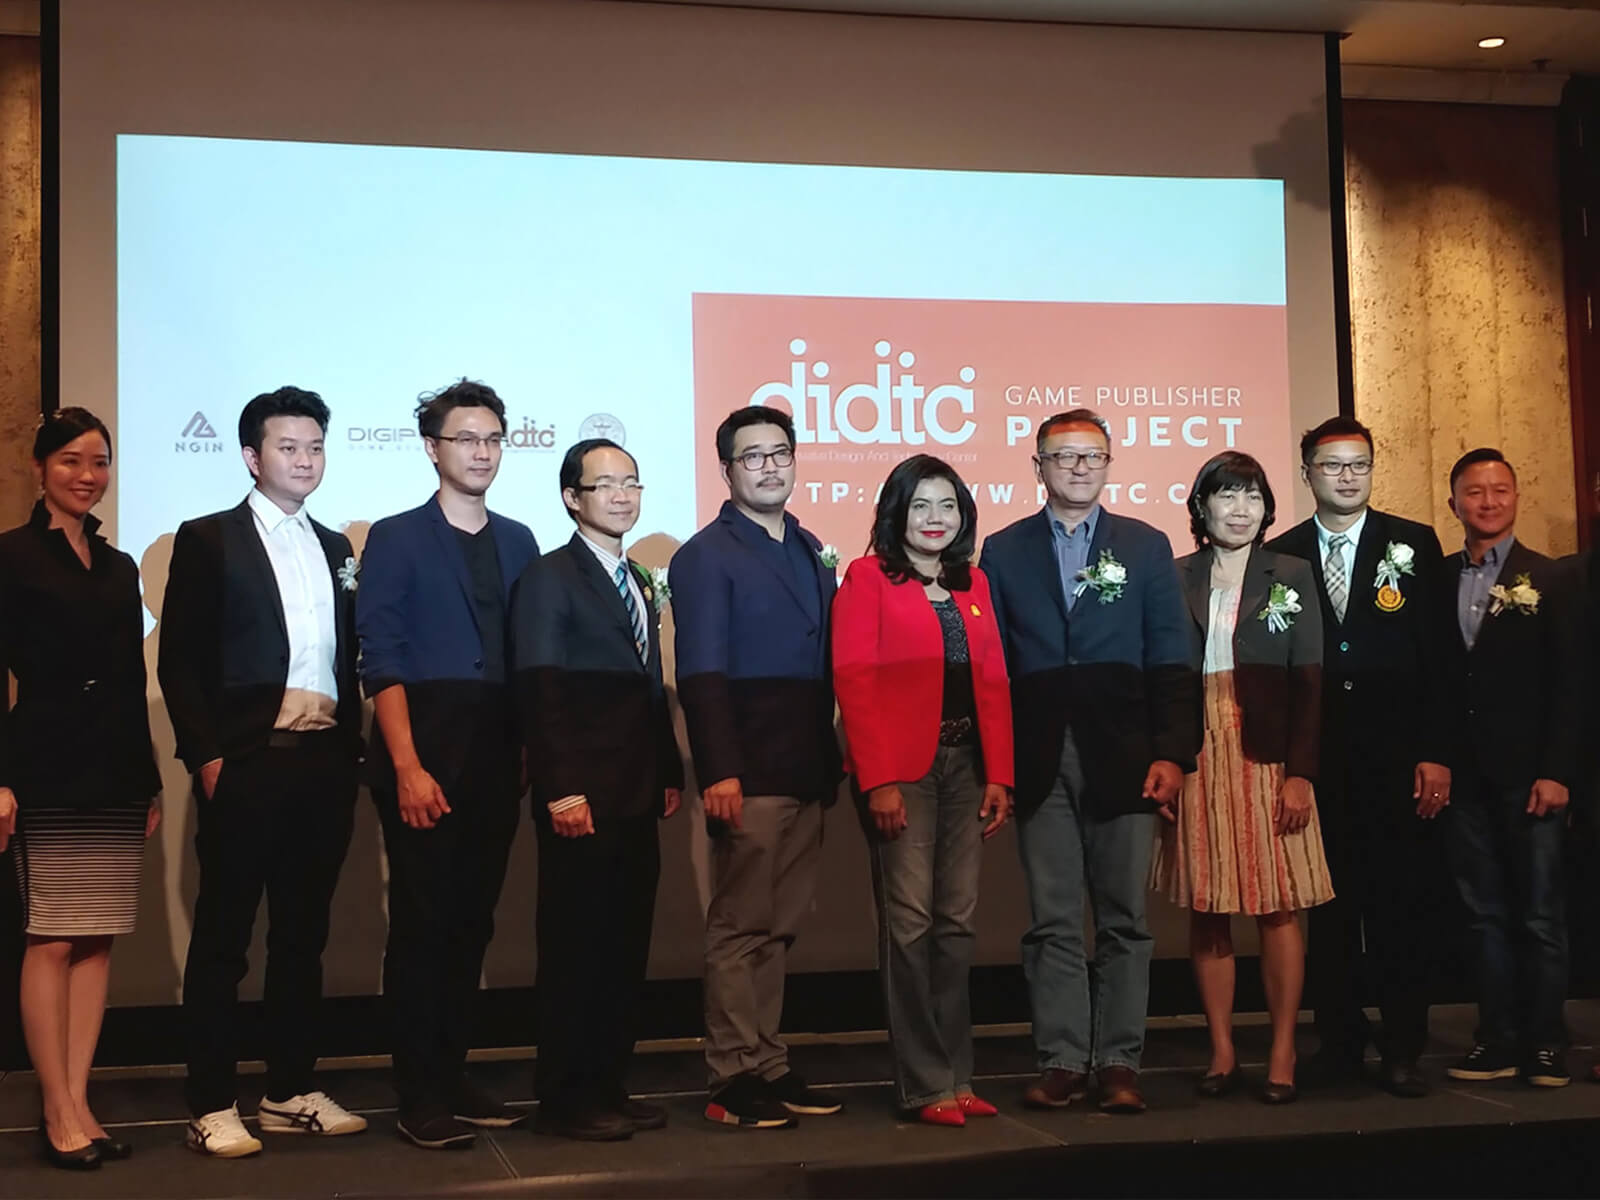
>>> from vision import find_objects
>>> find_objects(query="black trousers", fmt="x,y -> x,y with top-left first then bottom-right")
375,746 -> 520,1114
183,734 -> 357,1116
1307,762 -> 1447,1065
534,812 -> 660,1116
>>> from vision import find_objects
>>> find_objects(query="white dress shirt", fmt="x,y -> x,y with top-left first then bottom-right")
247,488 -> 338,730
1313,508 -> 1369,561
577,530 -> 647,648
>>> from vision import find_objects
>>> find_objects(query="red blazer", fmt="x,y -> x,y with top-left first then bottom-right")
832,555 -> 1014,794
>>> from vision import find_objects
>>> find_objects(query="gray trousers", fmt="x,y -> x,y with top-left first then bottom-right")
703,794 -> 824,1089
869,745 -> 984,1108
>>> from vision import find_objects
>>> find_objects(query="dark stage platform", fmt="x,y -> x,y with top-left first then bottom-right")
3,1002 -> 1599,1198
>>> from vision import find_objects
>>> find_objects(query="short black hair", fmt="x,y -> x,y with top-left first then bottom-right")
1187,451 -> 1277,549
34,407 -> 113,463
1299,416 -> 1375,465
716,406 -> 796,463
558,437 -> 639,522
1036,408 -> 1111,453
415,379 -> 507,439
238,387 -> 330,455
870,454 -> 977,592
1449,447 -> 1516,491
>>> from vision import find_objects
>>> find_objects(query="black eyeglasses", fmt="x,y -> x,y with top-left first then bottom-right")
431,433 -> 505,450
1310,459 -> 1373,477
728,448 -> 795,472
1036,450 -> 1111,470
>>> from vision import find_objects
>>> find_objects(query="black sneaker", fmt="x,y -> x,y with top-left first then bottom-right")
766,1071 -> 845,1116
1446,1043 -> 1519,1082
450,1078 -> 527,1129
397,1105 -> 476,1151
1525,1048 -> 1571,1088
704,1074 -> 797,1129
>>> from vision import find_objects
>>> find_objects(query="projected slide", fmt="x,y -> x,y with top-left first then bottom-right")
117,135 -> 1290,577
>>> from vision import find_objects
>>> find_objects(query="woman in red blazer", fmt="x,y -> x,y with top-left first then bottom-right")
832,454 -> 1014,1127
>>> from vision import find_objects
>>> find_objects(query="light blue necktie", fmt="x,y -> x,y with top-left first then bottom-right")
615,562 -> 647,661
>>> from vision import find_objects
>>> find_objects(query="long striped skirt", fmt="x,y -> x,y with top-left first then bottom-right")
1151,670 -> 1334,916
13,807 -> 146,937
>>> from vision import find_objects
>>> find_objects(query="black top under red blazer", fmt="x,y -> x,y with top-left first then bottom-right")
1178,546 -> 1323,781
831,556 -> 1014,794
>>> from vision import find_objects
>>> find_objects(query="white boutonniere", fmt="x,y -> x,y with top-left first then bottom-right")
1258,581 -> 1302,633
337,556 -> 359,592
819,544 -> 840,570
1373,541 -> 1415,612
647,565 -> 671,613
1487,572 -> 1540,617
1073,549 -> 1127,604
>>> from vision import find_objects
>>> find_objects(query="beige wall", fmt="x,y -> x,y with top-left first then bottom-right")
1345,99 -> 1577,556
0,35 -> 39,527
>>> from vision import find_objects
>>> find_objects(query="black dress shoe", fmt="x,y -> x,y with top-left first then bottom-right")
533,1107 -> 633,1142
1380,1060 -> 1430,1099
92,1135 -> 134,1160
618,1098 -> 668,1131
1196,1068 -> 1241,1098
1260,1080 -> 1298,1105
38,1125 -> 102,1170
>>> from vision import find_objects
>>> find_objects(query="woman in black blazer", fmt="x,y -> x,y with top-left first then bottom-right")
1151,452 -> 1332,1105
0,409 -> 161,1169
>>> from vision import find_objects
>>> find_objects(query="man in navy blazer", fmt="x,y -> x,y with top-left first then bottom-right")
356,380 -> 539,1150
979,409 -> 1197,1115
671,406 -> 844,1130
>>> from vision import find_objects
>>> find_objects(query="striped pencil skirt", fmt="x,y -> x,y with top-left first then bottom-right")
12,807 -> 147,937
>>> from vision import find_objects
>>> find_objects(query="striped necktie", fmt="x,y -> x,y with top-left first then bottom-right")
1325,533 -> 1350,623
614,562 -> 647,661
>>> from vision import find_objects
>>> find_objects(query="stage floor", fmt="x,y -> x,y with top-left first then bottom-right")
3,1002 -> 1599,1198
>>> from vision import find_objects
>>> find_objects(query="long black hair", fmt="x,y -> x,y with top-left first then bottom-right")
869,454 -> 977,591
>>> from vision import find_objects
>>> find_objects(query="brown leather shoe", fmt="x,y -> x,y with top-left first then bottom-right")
1021,1069 -> 1089,1109
1095,1066 -> 1146,1114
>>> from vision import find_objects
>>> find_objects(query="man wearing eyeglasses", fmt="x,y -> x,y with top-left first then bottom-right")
1265,415 -> 1453,1097
511,437 -> 684,1142
979,409 -> 1197,1115
356,380 -> 540,1149
670,406 -> 843,1130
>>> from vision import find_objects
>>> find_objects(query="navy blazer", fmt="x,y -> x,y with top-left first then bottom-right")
670,501 -> 841,803
512,534 -> 683,821
979,507 -> 1198,817
356,495 -> 539,790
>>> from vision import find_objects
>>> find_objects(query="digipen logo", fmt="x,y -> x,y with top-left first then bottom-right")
175,411 -> 224,453
749,339 -> 978,446
346,427 -> 420,451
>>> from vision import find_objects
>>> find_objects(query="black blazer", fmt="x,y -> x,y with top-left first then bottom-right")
512,535 -> 684,822
158,499 -> 362,773
1178,547 -> 1322,780
1266,511 -> 1454,775
979,508 -> 1198,818
1445,538 -> 1583,791
0,503 -> 161,810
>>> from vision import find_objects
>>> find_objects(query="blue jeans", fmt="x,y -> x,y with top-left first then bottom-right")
1016,728 -> 1156,1073
869,745 -> 984,1108
1446,779 -> 1569,1052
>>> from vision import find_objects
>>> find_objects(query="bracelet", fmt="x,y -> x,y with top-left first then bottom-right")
548,795 -> 587,815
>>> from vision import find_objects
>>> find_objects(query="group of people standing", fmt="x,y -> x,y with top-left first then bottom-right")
0,387 -> 1591,1173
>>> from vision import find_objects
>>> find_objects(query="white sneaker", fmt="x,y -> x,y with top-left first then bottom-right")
257,1091 -> 368,1136
186,1104 -> 264,1158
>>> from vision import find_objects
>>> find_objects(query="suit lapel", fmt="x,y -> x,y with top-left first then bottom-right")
230,501 -> 289,644
1180,551 -> 1211,633
1237,546 -> 1275,648
719,505 -> 819,626
567,534 -> 644,672
1470,539 -> 1532,659
1344,513 -> 1385,625
632,558 -> 663,676
1024,508 -> 1072,629
427,496 -> 480,640
311,519 -> 352,661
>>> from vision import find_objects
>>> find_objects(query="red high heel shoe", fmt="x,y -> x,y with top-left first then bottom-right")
917,1101 -> 966,1127
956,1093 -> 998,1117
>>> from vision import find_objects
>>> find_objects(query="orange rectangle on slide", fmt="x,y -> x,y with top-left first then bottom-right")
692,293 -> 1292,557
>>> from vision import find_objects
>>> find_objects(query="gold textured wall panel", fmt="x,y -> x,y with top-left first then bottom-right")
0,35 -> 39,528
1345,99 -> 1576,556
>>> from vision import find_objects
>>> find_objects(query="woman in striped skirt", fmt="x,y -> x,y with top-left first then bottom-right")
0,408 -> 162,1169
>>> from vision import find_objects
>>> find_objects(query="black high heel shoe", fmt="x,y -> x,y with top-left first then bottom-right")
38,1124 -> 102,1170
92,1134 -> 134,1160
1196,1068 -> 1241,1098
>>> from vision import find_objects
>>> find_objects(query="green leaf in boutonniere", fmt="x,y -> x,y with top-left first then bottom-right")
1258,581 -> 1302,633
1073,549 -> 1127,604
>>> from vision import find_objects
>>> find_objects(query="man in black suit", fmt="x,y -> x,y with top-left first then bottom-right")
1266,416 -> 1454,1097
1440,448 -> 1581,1089
513,438 -> 684,1142
159,387 -> 366,1157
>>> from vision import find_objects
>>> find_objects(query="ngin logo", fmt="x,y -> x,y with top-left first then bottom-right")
749,339 -> 977,446
176,411 -> 224,453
